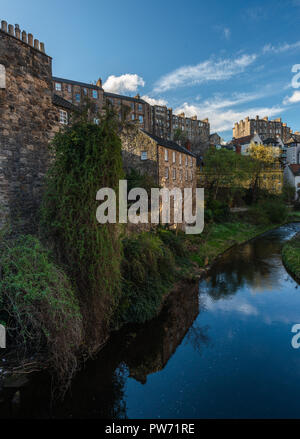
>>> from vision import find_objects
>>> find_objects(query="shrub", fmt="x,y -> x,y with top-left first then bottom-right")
0,235 -> 83,385
117,233 -> 176,325
157,229 -> 187,258
264,199 -> 288,223
207,199 -> 230,222
248,199 -> 287,225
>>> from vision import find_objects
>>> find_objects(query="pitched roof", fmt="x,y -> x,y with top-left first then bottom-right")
232,135 -> 253,145
104,91 -> 147,104
53,76 -> 102,90
263,137 -> 278,145
52,94 -> 77,110
142,130 -> 196,157
289,164 -> 300,176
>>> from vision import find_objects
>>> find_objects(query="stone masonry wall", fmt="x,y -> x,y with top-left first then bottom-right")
0,23 -> 57,232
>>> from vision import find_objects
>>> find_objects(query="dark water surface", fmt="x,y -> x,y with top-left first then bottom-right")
2,223 -> 300,419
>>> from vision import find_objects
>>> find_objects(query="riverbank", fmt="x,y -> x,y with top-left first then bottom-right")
282,231 -> 300,281
1,212 -> 299,388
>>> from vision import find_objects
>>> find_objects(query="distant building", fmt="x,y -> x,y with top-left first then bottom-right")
104,92 -> 152,132
233,116 -> 291,143
284,164 -> 300,200
232,133 -> 263,154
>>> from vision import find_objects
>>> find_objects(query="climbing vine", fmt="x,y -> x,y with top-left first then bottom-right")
40,108 -> 124,345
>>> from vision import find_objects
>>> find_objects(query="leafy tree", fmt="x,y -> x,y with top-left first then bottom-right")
247,143 -> 280,202
203,148 -> 248,200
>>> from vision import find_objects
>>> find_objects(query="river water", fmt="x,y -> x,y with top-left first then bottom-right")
1,223 -> 300,419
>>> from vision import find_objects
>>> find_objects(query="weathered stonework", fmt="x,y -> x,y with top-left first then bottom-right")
0,23 -> 58,232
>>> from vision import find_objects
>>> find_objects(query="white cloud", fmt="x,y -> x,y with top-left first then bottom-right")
103,74 -> 145,94
174,97 -> 284,133
283,90 -> 300,104
224,27 -> 231,40
153,54 -> 257,92
263,41 -> 300,54
141,95 -> 168,106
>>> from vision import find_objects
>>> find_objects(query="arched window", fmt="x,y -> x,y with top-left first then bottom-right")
0,64 -> 5,89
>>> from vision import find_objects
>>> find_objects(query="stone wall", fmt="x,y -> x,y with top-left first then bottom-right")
0,23 -> 57,232
120,128 -> 158,182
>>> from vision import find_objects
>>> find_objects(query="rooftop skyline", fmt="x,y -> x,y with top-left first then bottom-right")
2,0 -> 300,140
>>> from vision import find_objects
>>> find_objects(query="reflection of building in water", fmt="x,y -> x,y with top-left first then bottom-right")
124,284 -> 199,384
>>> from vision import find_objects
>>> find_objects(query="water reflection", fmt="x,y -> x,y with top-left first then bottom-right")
0,280 -> 204,418
2,223 -> 300,419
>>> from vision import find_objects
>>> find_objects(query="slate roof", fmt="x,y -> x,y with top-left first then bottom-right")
53,76 -> 102,90
232,135 -> 253,145
104,91 -> 147,104
52,94 -> 77,111
289,164 -> 300,176
142,130 -> 196,157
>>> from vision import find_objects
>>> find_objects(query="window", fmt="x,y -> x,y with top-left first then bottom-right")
141,151 -> 147,160
131,114 -> 136,121
131,102 -> 135,110
190,157 -> 193,167
138,104 -> 143,112
180,169 -> 183,181
165,167 -> 169,179
190,171 -> 193,181
83,88 -> 88,96
67,84 -> 72,93
59,110 -> 68,125
139,115 -> 144,124
179,154 -> 182,165
55,82 -> 62,91
185,170 -> 188,181
185,156 -> 188,166
92,90 -> 98,99
172,151 -> 176,163
75,93 -> 80,103
172,168 -> 176,180
165,149 -> 169,161
0,64 -> 6,89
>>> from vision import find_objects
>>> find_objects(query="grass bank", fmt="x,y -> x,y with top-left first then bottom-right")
282,232 -> 300,281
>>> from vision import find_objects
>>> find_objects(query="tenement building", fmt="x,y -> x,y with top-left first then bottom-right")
104,92 -> 152,132
151,105 -> 210,149
233,116 -> 292,143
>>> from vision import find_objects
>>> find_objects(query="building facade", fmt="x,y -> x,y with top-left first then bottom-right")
0,20 -> 70,231
121,128 -> 197,190
233,116 -> 292,143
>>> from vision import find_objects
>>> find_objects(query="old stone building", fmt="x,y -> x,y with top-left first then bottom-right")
0,17 -> 202,233
53,76 -> 104,113
104,92 -> 152,132
151,105 -> 210,149
233,116 -> 292,143
121,128 -> 197,191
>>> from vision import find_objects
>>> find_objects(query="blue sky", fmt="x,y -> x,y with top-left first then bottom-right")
2,0 -> 300,140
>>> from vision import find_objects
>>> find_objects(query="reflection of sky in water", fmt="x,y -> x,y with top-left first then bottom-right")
124,223 -> 300,419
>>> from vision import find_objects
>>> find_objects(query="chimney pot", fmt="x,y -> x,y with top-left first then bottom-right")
22,30 -> 27,43
8,24 -> 14,35
40,42 -> 45,53
28,33 -> 33,46
1,20 -> 7,32
34,39 -> 39,50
